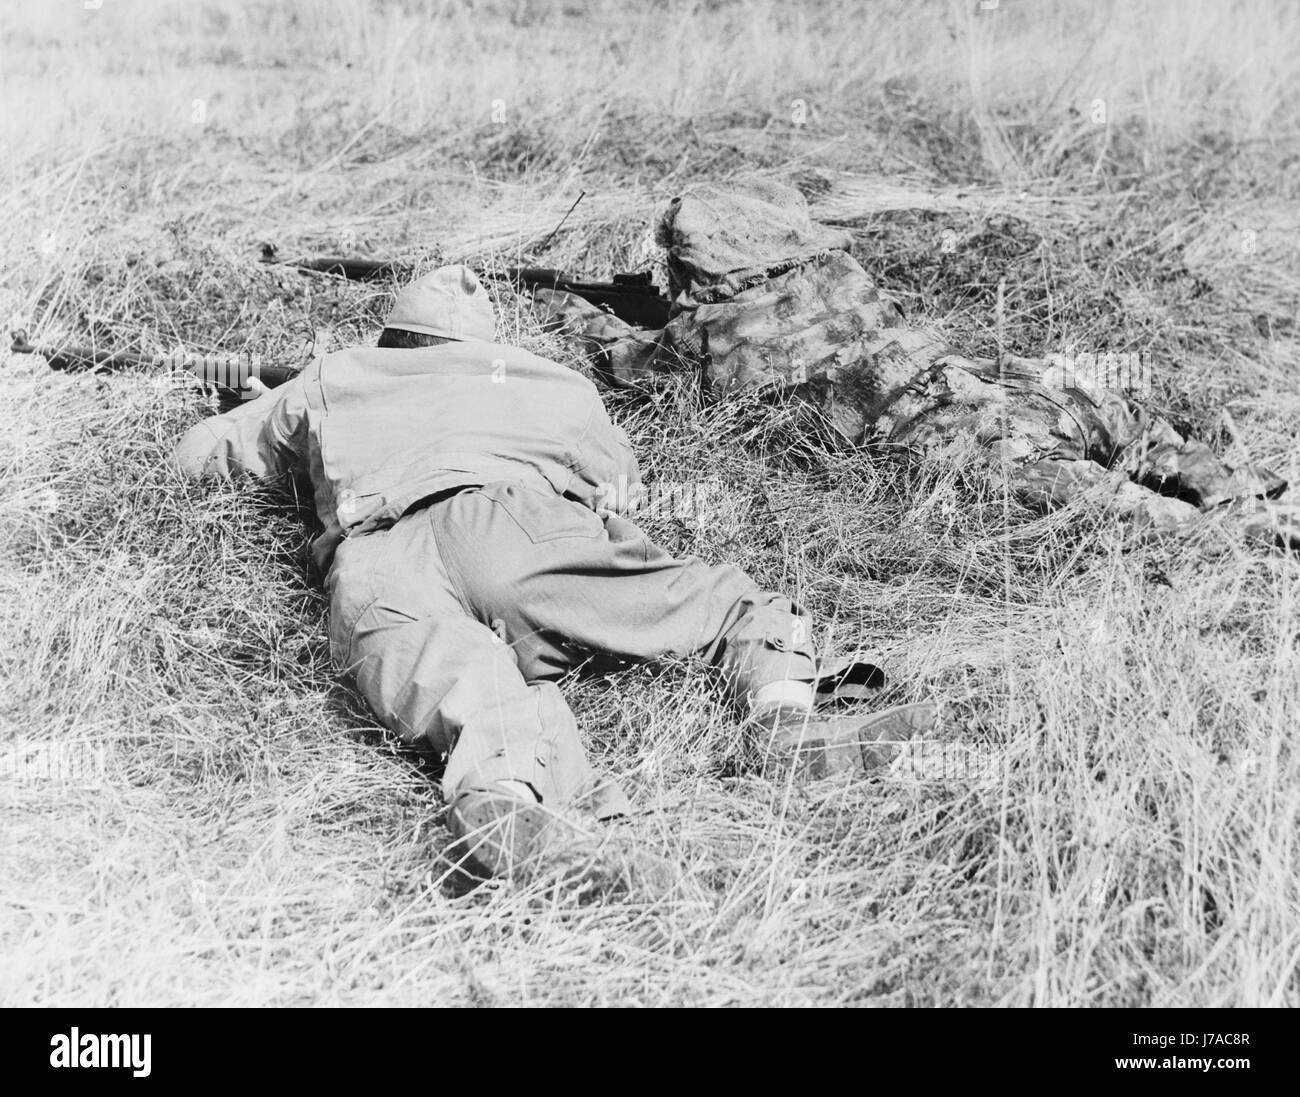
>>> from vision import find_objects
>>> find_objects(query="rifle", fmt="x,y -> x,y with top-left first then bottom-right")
9,329 -> 301,401
503,267 -> 670,329
258,244 -> 405,282
260,244 -> 672,330
11,254 -> 672,398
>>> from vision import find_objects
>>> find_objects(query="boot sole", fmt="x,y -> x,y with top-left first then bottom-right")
446,792 -> 672,898
446,791 -> 563,881
766,701 -> 937,780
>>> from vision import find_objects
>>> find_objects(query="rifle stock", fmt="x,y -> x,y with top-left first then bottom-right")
258,246 -> 407,282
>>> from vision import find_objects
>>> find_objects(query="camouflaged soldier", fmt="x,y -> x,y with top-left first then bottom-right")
173,265 -> 934,895
534,179 -> 1296,550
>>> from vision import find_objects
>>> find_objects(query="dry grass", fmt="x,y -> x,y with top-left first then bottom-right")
1,0 -> 1298,1006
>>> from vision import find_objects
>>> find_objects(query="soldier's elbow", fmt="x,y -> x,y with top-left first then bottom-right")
171,422 -> 229,482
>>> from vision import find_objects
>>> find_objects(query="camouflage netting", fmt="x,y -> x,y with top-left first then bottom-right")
532,179 -> 1296,547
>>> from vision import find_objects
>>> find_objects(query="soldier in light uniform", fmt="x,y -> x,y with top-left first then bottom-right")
173,266 -> 932,893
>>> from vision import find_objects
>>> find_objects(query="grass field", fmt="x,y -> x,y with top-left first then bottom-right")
2,0 -> 1298,1006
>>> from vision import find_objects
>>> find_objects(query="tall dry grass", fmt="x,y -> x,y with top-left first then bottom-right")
1,0 -> 1298,1005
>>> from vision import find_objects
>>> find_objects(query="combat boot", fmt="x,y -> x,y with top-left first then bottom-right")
756,701 -> 937,781
446,784 -> 673,898
1229,500 -> 1300,553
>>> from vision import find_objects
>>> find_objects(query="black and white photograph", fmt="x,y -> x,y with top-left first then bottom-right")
0,0 -> 1296,1036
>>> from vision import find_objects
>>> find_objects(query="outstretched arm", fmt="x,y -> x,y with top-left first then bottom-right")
172,370 -> 311,483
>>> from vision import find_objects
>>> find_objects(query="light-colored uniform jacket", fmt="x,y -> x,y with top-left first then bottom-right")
172,342 -> 642,569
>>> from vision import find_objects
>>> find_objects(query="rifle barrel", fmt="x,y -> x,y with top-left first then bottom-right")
265,256 -> 407,281
263,252 -> 673,328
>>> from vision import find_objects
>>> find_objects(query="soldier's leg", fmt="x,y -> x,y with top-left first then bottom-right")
1012,457 -> 1200,532
886,360 -> 1266,531
1118,415 -> 1286,507
326,508 -> 628,821
431,480 -> 941,779
426,482 -> 819,710
428,483 -> 933,780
